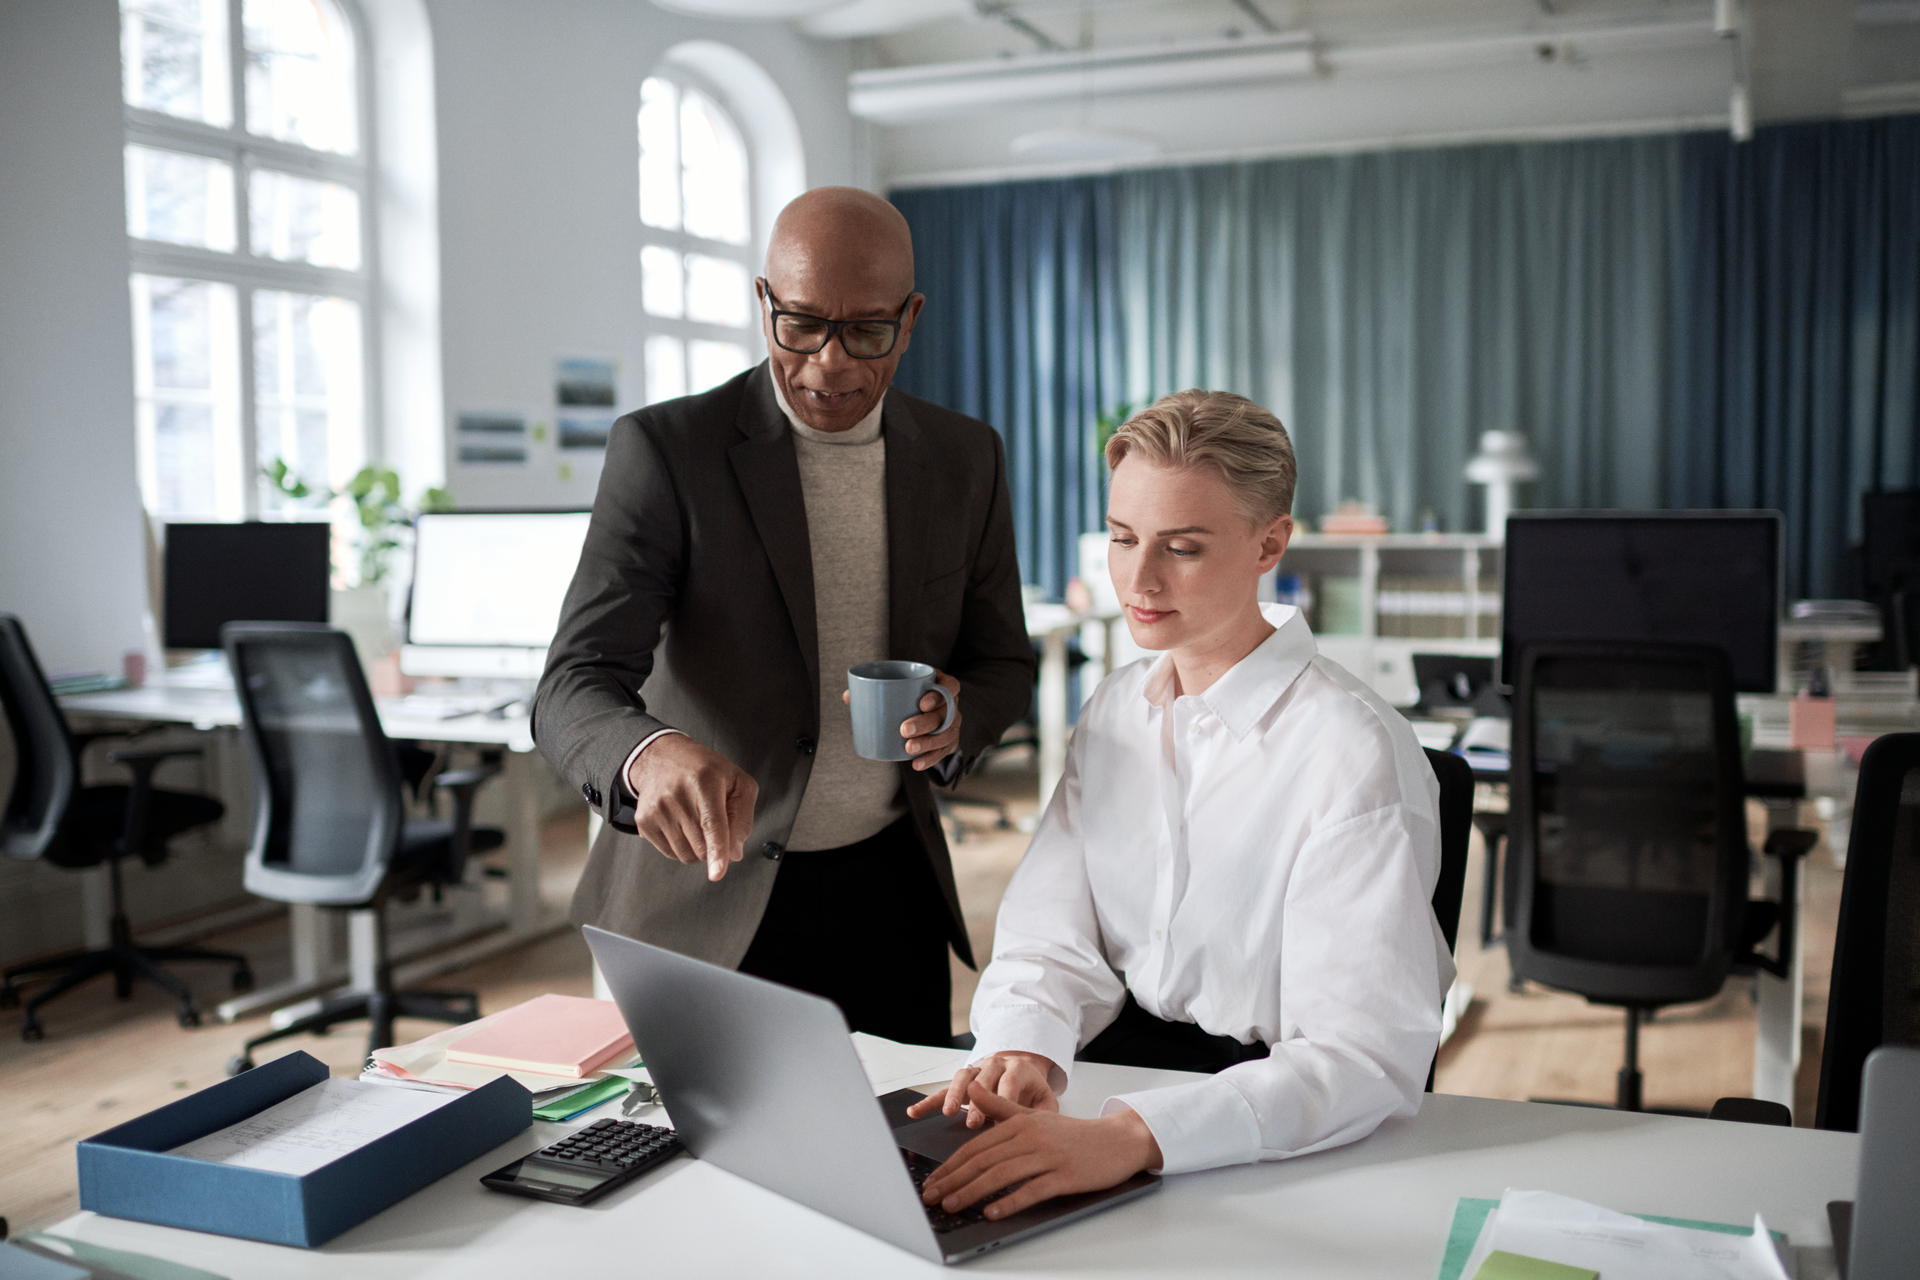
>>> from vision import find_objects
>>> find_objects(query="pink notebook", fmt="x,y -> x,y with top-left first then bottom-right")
444,993 -> 634,1078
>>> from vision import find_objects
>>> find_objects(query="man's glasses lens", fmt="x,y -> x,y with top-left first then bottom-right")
773,314 -> 899,359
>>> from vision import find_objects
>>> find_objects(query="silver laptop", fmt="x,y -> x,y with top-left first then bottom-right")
583,925 -> 1160,1264
1831,1044 -> 1920,1280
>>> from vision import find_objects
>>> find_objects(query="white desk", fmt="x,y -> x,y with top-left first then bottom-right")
58,684 -> 566,1023
43,1065 -> 1856,1278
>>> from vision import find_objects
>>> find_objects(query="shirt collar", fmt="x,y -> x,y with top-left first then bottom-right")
1142,604 -> 1318,740
773,377 -> 885,446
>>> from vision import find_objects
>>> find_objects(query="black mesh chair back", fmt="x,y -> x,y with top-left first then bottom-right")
0,614 -> 78,861
1507,641 -> 1749,1007
224,622 -> 404,907
1425,746 -> 1473,955
1817,733 -> 1920,1131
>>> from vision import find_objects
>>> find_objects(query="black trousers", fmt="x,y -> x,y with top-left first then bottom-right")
1079,992 -> 1269,1075
737,816 -> 954,1047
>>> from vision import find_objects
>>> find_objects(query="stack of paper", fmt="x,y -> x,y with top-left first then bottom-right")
852,1032 -> 973,1096
168,1079 -> 455,1176
364,996 -> 636,1097
1454,1189 -> 1793,1280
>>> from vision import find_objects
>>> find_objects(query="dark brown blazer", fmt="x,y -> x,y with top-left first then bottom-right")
534,362 -> 1034,970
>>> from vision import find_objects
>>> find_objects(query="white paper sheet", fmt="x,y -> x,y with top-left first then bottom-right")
1460,1189 -> 1794,1280
851,1032 -> 973,1096
168,1079 -> 455,1176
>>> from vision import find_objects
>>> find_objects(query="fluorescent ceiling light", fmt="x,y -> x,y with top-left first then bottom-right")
650,0 -> 843,18
849,31 -> 1315,123
1010,127 -> 1163,162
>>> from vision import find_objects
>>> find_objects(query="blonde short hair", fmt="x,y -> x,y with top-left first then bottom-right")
1104,390 -> 1296,525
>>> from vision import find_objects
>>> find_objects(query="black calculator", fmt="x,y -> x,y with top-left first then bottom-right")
480,1117 -> 685,1206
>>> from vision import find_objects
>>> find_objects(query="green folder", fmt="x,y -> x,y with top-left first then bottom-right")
1472,1252 -> 1595,1280
1436,1197 -> 1785,1280
531,1075 -> 632,1122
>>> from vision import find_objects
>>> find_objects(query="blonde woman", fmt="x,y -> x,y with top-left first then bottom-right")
909,390 -> 1452,1218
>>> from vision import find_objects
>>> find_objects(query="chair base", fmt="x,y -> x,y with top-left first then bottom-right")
3,935 -> 252,1041
228,987 -> 479,1075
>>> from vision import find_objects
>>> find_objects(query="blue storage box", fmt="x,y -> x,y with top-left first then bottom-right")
77,1050 -> 530,1247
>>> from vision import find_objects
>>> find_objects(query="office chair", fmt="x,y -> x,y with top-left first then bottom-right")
1424,747 -> 1473,1091
1815,733 -> 1920,1132
1505,641 -> 1818,1112
0,614 -> 249,1039
221,622 -> 504,1073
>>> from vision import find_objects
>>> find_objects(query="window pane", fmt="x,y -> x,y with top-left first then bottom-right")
243,0 -> 358,155
120,0 -> 231,126
638,77 -> 680,232
644,335 -> 685,405
249,168 -> 360,268
253,290 -> 364,507
126,145 -> 236,252
130,274 -> 242,518
640,245 -> 684,319
688,340 -> 748,395
680,89 -> 749,246
685,254 -> 750,328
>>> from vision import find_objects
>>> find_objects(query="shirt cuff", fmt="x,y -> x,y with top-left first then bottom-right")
618,728 -> 685,801
1103,1075 -> 1264,1175
968,1004 -> 1080,1096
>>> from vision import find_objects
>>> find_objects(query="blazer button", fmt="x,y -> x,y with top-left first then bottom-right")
581,782 -> 602,807
796,736 -> 815,755
761,842 -> 784,861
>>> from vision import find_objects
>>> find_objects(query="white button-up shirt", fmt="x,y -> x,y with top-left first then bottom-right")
969,604 -> 1454,1175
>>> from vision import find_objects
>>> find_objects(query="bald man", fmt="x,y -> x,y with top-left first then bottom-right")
535,188 -> 1034,1045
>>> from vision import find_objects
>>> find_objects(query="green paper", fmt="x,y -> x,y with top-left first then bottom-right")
1435,1198 -> 1786,1280
531,1075 -> 630,1122
1470,1251 -> 1596,1280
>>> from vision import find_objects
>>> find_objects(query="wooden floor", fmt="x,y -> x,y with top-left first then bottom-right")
0,754 -> 1844,1235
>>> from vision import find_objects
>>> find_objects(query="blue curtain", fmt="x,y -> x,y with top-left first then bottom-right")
892,115 -> 1920,600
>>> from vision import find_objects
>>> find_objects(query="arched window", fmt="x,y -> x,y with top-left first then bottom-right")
121,0 -> 369,520
637,73 -> 757,404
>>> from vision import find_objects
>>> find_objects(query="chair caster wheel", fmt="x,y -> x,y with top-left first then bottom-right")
0,986 -> 18,1009
21,1019 -> 45,1042
232,967 -> 254,993
178,1007 -> 202,1029
227,1056 -> 255,1076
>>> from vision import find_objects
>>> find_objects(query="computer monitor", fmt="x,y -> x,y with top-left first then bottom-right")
402,510 -> 592,678
1861,491 -> 1920,596
1501,511 -> 1782,693
163,522 -> 332,650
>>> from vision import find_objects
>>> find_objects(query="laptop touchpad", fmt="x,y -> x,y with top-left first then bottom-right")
891,1107 -> 992,1162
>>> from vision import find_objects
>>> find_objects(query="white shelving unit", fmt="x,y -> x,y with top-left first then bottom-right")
1279,533 -> 1503,706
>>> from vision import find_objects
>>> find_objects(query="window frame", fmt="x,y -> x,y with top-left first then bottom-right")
123,0 -> 379,521
637,65 -> 765,406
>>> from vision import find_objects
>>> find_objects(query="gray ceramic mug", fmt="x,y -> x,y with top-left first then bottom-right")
847,660 -> 957,762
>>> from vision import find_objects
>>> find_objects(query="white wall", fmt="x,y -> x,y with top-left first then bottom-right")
427,0 -> 864,510
0,0 -> 151,679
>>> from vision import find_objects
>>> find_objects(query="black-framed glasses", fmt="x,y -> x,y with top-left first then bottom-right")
758,279 -> 916,360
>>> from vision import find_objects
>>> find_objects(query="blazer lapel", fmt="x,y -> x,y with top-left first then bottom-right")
728,365 -> 819,697
883,394 -> 935,659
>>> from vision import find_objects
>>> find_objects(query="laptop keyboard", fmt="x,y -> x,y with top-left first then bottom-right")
902,1149 -> 1016,1234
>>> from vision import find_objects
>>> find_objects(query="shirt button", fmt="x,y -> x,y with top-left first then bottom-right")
761,842 -> 784,861
581,782 -> 602,807
1154,929 -> 1164,941
796,736 -> 815,755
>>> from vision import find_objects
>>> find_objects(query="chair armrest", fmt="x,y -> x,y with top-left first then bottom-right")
433,765 -> 502,791
433,763 -> 503,883
1741,828 -> 1820,978
1709,1096 -> 1792,1126
106,744 -> 205,765
1762,828 -> 1820,860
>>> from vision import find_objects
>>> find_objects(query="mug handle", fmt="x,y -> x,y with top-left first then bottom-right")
926,681 -> 958,737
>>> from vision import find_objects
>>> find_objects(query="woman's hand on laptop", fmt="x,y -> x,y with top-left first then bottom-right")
906,1051 -> 1057,1128
917,1081 -> 1162,1220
